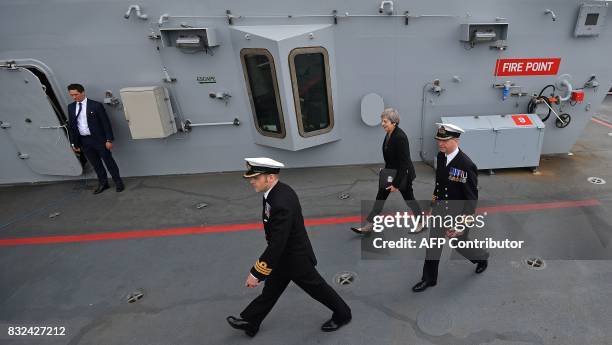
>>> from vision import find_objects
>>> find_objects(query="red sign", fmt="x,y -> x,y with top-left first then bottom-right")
494,58 -> 561,76
511,115 -> 533,126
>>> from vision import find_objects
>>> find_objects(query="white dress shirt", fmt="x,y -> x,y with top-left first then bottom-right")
76,98 -> 91,136
445,147 -> 459,166
264,187 -> 272,200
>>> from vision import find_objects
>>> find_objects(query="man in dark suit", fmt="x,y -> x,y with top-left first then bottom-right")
227,158 -> 351,337
412,123 -> 489,292
351,108 -> 423,234
66,84 -> 124,194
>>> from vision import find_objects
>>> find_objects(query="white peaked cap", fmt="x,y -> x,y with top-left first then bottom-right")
244,157 -> 285,168
435,123 -> 465,133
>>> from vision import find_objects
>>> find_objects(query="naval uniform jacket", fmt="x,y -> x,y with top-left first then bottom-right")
250,182 -> 317,281
432,149 -> 478,216
67,99 -> 114,148
382,126 -> 416,189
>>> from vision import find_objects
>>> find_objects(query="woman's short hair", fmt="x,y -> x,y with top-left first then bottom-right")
380,108 -> 400,125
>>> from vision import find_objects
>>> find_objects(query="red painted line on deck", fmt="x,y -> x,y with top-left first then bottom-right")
0,199 -> 601,247
591,117 -> 612,129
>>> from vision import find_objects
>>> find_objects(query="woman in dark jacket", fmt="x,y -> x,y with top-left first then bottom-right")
351,108 -> 423,234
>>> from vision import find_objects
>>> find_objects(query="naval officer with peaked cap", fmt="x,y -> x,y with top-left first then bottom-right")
227,157 -> 351,337
412,123 -> 489,293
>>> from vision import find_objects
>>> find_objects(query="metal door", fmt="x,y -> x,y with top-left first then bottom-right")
0,66 -> 82,176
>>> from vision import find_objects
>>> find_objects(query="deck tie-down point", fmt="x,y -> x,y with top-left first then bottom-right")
587,177 -> 606,185
127,289 -> 145,303
338,192 -> 350,200
523,257 -> 546,270
334,271 -> 357,286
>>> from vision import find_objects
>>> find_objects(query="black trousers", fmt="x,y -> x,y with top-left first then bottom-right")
240,256 -> 351,327
366,182 -> 422,222
80,136 -> 123,186
422,226 -> 489,284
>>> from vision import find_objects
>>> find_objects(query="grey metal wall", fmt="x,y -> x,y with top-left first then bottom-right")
1,0 -> 610,184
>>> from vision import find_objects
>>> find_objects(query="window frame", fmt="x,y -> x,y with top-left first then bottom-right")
288,46 -> 335,138
240,48 -> 286,138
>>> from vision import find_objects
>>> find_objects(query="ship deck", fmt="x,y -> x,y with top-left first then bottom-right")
1,98 -> 612,345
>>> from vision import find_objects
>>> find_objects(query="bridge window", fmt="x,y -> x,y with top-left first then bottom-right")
240,48 -> 285,138
289,47 -> 334,137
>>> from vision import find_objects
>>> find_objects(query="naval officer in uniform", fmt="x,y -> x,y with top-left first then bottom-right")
412,124 -> 489,292
227,158 -> 352,337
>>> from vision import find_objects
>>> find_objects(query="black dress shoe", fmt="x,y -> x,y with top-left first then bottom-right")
93,184 -> 109,195
350,223 -> 373,235
412,280 -> 436,292
321,318 -> 351,332
226,316 -> 259,337
410,224 -> 427,234
475,260 -> 488,274
116,184 -> 125,192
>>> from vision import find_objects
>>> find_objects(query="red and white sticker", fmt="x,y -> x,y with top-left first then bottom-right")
511,115 -> 533,126
494,58 -> 561,76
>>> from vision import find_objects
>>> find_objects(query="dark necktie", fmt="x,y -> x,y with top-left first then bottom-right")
77,102 -> 82,117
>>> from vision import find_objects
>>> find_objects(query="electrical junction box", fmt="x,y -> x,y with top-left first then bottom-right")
574,2 -> 608,37
440,114 -> 545,170
571,90 -> 585,103
160,27 -> 219,48
120,86 -> 177,139
459,22 -> 508,48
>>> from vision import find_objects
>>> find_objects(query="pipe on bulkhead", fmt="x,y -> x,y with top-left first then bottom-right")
124,5 -> 148,20
558,79 -> 573,102
158,13 -> 169,26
